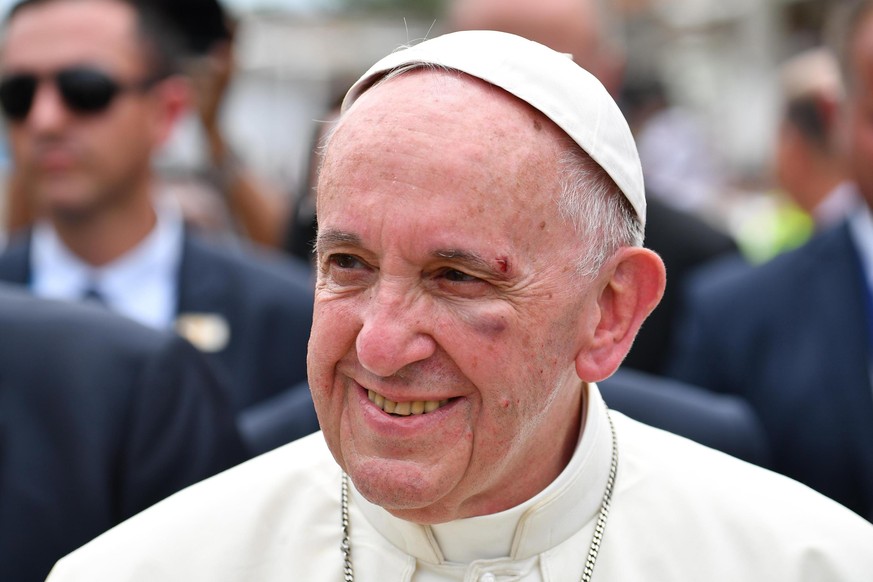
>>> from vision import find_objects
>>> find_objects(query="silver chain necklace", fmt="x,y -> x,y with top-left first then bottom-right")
340,411 -> 618,582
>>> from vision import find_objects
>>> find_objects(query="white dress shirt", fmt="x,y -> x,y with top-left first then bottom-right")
30,197 -> 184,330
814,181 -> 860,228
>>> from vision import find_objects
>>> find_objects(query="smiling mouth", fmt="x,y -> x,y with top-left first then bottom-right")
367,389 -> 451,416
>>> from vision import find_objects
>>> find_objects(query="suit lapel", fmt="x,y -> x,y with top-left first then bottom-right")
0,232 -> 32,285
174,232 -> 237,354
814,224 -> 873,499
176,232 -> 228,315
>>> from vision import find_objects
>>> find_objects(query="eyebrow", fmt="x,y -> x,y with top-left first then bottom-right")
315,229 -> 362,255
316,229 -> 513,279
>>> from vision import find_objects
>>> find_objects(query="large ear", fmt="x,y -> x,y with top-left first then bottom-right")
575,247 -> 665,382
148,74 -> 192,148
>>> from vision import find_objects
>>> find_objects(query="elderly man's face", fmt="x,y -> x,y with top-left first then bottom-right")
309,72 -> 601,524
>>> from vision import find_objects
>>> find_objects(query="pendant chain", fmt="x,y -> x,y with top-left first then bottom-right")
341,469 -> 354,581
340,410 -> 618,582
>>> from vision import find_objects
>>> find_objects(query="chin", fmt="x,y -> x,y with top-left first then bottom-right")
348,457 -> 463,524
45,197 -> 103,224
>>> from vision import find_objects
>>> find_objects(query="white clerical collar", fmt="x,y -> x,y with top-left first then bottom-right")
352,382 -> 614,565
30,194 -> 184,330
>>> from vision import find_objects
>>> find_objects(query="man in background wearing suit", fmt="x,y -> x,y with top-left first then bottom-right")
0,0 -> 314,422
0,284 -> 245,582
667,2 -> 873,521
774,47 -> 855,229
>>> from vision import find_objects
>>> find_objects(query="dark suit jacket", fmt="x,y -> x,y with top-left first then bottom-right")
600,368 -> 770,466
0,230 -> 314,415
667,222 -> 873,520
238,379 -> 321,456
623,197 -> 738,374
0,285 -> 246,582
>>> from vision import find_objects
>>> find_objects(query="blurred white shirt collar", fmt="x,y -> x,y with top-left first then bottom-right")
30,195 -> 184,330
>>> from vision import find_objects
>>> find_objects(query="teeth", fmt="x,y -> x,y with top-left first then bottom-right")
367,389 -> 449,416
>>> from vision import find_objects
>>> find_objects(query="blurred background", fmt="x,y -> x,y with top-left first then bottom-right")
0,0 -> 844,260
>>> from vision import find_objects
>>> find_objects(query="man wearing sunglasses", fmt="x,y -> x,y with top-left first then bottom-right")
0,0 -> 316,442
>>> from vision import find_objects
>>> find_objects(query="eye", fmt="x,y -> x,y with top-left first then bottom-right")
432,267 -> 491,299
440,268 -> 480,283
326,253 -> 369,270
321,253 -> 374,288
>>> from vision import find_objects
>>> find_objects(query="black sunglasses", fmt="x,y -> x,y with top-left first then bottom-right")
0,66 -> 160,122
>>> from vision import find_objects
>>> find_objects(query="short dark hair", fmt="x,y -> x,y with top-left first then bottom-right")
149,0 -> 233,57
4,0 -> 186,77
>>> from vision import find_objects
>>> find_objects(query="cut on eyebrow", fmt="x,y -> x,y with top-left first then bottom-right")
315,229 -> 362,254
316,231 -> 513,279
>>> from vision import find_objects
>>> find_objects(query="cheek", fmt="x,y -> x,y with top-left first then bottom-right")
307,298 -> 360,403
848,109 -> 873,154
448,304 -> 566,410
308,297 -> 358,367
466,310 -> 509,337
861,127 -> 873,156
8,130 -> 37,174
448,298 -> 573,368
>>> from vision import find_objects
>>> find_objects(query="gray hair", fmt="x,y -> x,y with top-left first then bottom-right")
557,141 -> 644,278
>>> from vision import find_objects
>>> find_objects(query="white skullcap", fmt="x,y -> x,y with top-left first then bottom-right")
342,29 -> 646,225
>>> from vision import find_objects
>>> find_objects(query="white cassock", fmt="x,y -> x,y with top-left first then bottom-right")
47,386 -> 873,581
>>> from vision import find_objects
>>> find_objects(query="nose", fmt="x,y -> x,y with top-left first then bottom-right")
355,285 -> 437,378
25,81 -> 70,132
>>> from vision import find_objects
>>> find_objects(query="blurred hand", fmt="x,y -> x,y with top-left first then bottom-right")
191,40 -> 234,133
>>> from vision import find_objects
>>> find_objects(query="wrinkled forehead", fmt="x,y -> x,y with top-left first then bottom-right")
335,67 -> 566,148
316,69 -> 571,244
325,67 -> 573,178
338,31 -> 645,225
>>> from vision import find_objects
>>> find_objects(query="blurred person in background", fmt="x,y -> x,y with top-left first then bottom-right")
447,0 -> 739,376
733,46 -> 857,262
0,0 -> 315,436
775,46 -> 856,229
282,83 -> 346,266
153,0 -> 290,248
2,0 -> 290,249
622,74 -> 728,218
0,283 -> 245,582
667,1 -> 873,522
